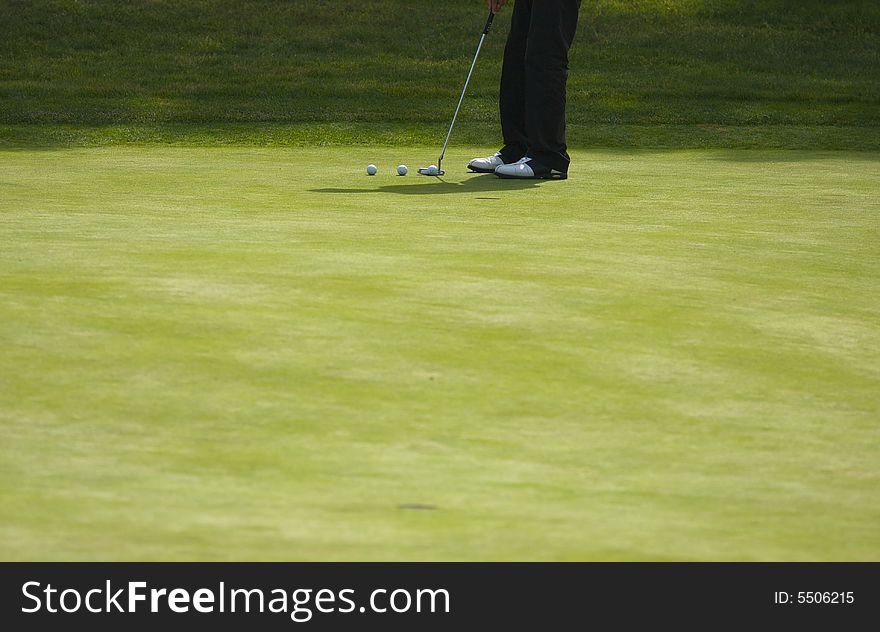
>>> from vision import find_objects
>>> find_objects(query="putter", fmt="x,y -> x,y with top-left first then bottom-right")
419,10 -> 495,177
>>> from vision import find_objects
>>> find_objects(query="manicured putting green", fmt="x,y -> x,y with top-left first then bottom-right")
1,147 -> 878,560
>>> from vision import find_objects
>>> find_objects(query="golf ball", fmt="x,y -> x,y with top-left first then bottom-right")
366,164 -> 378,176
397,164 -> 408,176
427,165 -> 439,176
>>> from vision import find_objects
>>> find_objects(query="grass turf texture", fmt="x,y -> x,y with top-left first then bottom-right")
1,0 -> 879,149
1,147 -> 878,561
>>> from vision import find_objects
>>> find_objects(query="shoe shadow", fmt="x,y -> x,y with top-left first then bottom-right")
310,174 -> 544,196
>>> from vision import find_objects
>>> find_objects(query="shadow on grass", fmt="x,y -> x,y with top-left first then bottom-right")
311,174 -> 545,196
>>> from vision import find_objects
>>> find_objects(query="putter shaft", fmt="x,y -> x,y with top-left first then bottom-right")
438,11 -> 495,173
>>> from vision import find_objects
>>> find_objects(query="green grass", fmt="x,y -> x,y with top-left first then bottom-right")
1,0 -> 878,563
1,0 -> 879,148
1,146 -> 878,560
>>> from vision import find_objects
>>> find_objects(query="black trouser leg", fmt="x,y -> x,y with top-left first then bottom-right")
499,0 -> 531,163
500,0 -> 580,173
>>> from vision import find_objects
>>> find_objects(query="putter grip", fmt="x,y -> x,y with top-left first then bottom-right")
483,11 -> 495,35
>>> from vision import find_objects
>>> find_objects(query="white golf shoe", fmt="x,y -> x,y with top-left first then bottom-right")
494,157 -> 567,180
467,152 -> 508,173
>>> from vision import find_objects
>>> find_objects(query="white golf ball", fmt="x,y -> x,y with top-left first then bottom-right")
427,165 -> 439,176
397,164 -> 408,176
366,164 -> 378,176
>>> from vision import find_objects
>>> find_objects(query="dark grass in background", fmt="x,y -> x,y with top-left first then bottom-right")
0,0 -> 878,148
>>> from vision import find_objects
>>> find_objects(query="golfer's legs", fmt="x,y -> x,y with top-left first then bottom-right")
499,0 -> 531,162
525,0 -> 580,172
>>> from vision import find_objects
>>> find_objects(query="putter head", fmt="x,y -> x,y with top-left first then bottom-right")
418,165 -> 444,177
